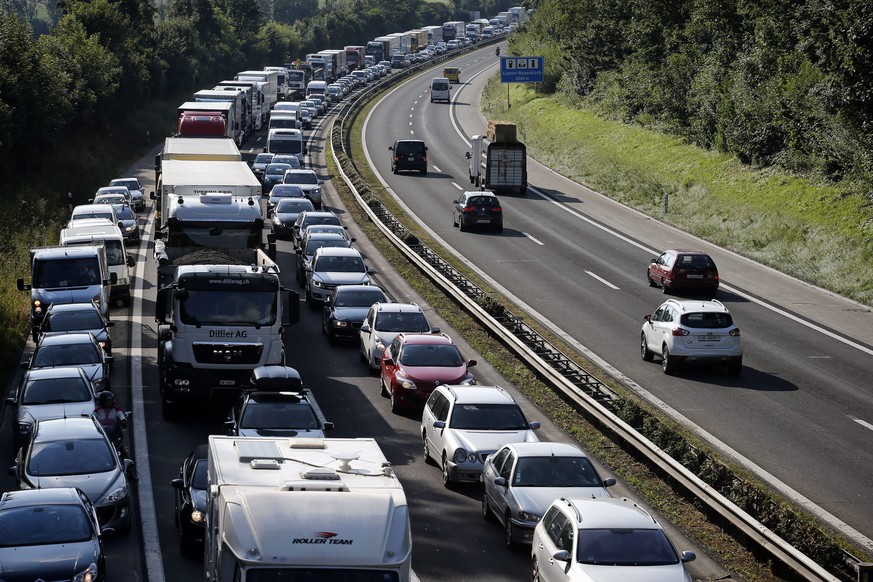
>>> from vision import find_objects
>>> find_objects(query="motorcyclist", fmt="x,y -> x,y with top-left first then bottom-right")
495,46 -> 501,57
94,391 -> 129,461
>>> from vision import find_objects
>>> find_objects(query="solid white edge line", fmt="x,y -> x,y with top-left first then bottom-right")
133,203 -> 166,582
852,417 -> 873,432
586,270 -> 619,289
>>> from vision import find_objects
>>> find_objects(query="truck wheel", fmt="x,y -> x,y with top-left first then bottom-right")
122,295 -> 132,308
31,327 -> 39,343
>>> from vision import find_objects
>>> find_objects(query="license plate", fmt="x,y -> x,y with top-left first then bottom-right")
476,219 -> 491,223
698,335 -> 720,342
407,156 -> 415,161
219,380 -> 236,386
687,274 -> 703,279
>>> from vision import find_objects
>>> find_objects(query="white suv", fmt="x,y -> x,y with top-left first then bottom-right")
359,302 -> 437,372
641,299 -> 742,375
532,497 -> 696,582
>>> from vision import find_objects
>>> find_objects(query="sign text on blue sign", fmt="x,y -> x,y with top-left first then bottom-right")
500,57 -> 544,83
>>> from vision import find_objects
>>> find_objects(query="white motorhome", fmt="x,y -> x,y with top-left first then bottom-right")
204,436 -> 412,582
60,219 -> 135,307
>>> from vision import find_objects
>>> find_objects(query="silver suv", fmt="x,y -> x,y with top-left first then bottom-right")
305,247 -> 373,307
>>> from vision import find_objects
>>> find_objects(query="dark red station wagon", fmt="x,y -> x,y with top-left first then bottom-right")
647,250 -> 719,296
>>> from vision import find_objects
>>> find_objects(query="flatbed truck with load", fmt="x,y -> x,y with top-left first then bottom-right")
466,121 -> 528,195
205,435 -> 412,582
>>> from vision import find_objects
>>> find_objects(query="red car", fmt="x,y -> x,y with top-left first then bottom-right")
380,333 -> 476,413
647,250 -> 719,296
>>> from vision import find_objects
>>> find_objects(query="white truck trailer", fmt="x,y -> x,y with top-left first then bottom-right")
236,70 -> 280,125
204,436 -> 412,582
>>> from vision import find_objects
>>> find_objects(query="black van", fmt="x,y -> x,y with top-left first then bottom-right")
389,139 -> 428,175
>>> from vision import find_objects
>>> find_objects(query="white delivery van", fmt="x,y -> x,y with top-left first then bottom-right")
430,77 -> 451,103
306,80 -> 328,100
265,128 -> 306,164
60,218 -> 135,307
268,111 -> 300,131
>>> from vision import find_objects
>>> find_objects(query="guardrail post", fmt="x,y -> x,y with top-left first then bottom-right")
856,562 -> 873,582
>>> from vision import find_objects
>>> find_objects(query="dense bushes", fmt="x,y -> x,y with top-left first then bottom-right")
512,0 -> 873,183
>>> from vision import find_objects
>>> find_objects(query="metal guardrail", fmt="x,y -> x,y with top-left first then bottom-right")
327,45 -> 850,582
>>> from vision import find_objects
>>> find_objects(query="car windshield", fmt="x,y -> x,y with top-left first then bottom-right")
22,377 -> 91,405
44,310 -> 103,332
314,255 -> 364,273
512,456 -> 602,487
276,199 -> 313,213
0,504 -> 93,546
111,180 -> 139,191
34,258 -> 101,288
576,528 -> 679,566
272,156 -> 301,168
255,154 -> 274,163
33,343 -> 100,367
240,401 -> 319,430
304,239 -> 349,256
179,290 -> 277,326
399,344 -> 462,367
29,438 -> 116,476
680,312 -> 733,329
302,216 -> 341,229
334,289 -> 385,307
270,186 -> 304,198
374,312 -> 429,332
285,172 -> 318,185
449,403 -> 528,430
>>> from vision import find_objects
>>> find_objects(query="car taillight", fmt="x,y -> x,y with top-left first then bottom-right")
492,206 -> 502,213
729,328 -> 740,337
463,206 -> 476,212
671,328 -> 689,336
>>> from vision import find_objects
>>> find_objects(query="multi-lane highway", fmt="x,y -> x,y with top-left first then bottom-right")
362,45 -> 873,551
3,42 -> 869,582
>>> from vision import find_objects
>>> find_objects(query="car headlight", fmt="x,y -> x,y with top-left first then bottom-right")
92,377 -> 105,390
312,279 -> 325,288
453,448 -> 479,464
124,224 -> 136,233
332,320 -> 349,328
397,375 -> 416,390
311,187 -> 321,195
517,510 -> 542,522
190,509 -> 206,524
375,337 -> 386,351
73,562 -> 98,582
17,422 -> 31,436
33,300 -> 44,315
101,482 -> 128,504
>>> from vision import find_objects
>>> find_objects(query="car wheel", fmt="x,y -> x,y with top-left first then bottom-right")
662,345 -> 678,375
452,213 -> 458,227
380,376 -> 389,397
662,279 -> 671,294
179,532 -> 198,557
640,332 -> 654,361
442,454 -> 454,489
495,224 -> 503,233
481,488 -> 494,521
360,344 -> 369,364
122,295 -> 132,308
422,433 -> 433,464
531,557 -> 541,582
647,271 -> 657,287
504,513 -> 518,550
392,166 -> 398,174
420,168 -> 427,175
728,357 -> 743,375
459,219 -> 467,232
295,266 -> 300,281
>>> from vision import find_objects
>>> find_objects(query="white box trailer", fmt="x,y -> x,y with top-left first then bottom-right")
155,160 -> 261,228
204,436 -> 412,582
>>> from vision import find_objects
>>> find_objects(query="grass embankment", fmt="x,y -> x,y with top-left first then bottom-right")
0,98 -> 179,384
480,81 -> 873,307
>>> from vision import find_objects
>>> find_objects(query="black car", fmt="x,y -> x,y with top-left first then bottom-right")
250,152 -> 274,182
267,184 -> 305,217
389,139 -> 428,175
322,284 -> 388,343
225,366 -> 333,438
0,488 -> 107,581
261,163 -> 294,193
452,191 -> 504,232
171,444 -> 208,556
271,197 -> 315,240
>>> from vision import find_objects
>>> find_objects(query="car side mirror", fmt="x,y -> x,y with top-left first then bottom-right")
171,478 -> 184,490
681,551 -> 696,563
19,361 -> 28,369
5,397 -> 15,406
360,323 -> 371,333
150,190 -> 156,200
650,258 -> 657,263
430,326 -> 441,334
603,477 -> 616,487
552,550 -> 571,563
106,321 -> 116,328
433,420 -> 446,429
127,255 -> 136,268
388,146 -> 394,151
465,152 -> 471,159
323,421 -> 335,431
467,359 -> 477,367
529,421 -> 541,430
494,476 -> 507,487
643,315 -> 652,322
384,356 -> 394,366
8,466 -> 18,477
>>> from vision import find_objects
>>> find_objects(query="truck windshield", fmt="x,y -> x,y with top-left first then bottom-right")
269,139 -> 303,155
179,289 -> 276,326
245,569 -> 399,582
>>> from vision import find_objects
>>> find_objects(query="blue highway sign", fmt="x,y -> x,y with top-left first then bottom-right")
500,57 -> 544,83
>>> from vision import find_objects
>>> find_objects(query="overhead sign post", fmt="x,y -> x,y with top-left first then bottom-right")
499,56 -> 544,109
